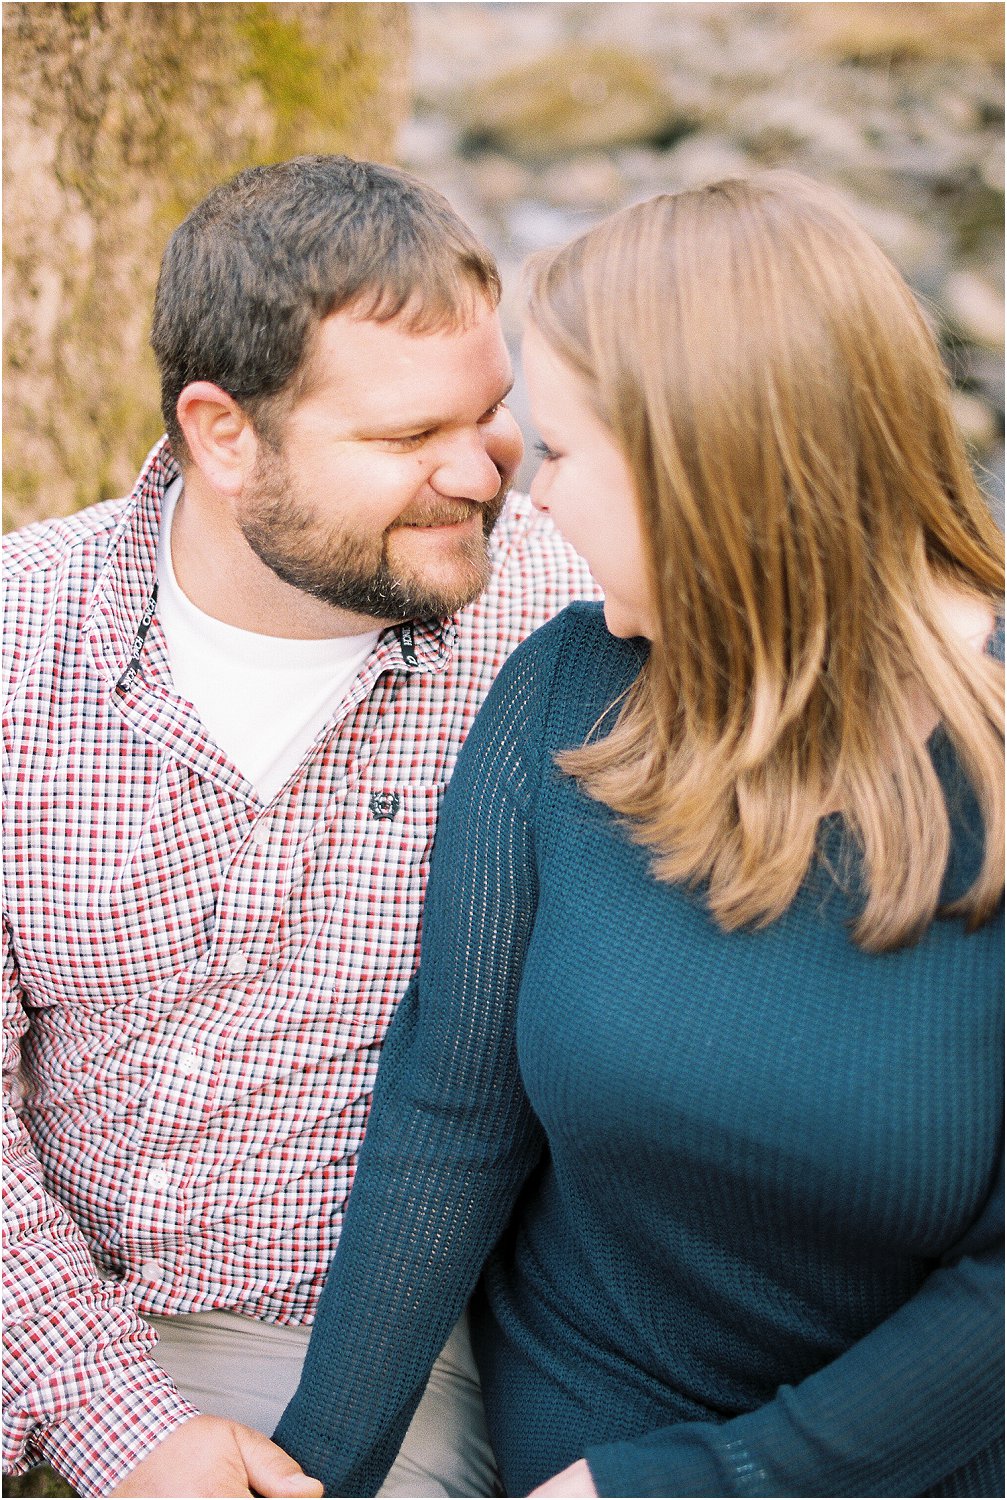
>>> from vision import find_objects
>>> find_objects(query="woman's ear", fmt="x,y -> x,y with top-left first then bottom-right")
175,382 -> 259,496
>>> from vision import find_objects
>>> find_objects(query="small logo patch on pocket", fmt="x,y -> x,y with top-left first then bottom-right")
369,791 -> 401,821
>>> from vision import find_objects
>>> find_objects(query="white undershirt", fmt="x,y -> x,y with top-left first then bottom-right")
155,478 -> 379,801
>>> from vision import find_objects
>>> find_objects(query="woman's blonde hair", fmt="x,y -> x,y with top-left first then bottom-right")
525,172 -> 1004,951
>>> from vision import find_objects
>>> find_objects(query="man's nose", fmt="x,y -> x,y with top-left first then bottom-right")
431,420 -> 522,503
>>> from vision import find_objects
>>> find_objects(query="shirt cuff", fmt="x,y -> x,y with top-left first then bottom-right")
586,1422 -> 741,1500
34,1357 -> 201,1497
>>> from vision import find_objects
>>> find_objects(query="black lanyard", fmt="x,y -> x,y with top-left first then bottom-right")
117,591 -> 418,690
397,621 -> 419,668
115,583 -> 159,693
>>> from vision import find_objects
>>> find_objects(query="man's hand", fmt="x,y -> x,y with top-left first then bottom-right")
110,1413 -> 324,1498
528,1457 -> 598,1497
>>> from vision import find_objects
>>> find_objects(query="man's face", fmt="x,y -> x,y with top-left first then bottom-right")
237,299 -> 523,624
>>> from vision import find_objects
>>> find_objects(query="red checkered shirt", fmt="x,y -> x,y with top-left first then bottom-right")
2,439 -> 596,1493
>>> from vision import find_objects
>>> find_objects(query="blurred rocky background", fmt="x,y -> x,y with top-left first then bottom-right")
3,2 -> 1003,531
402,1 -> 1004,513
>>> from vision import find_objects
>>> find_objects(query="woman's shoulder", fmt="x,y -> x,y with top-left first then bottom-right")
466,602 -> 645,776
508,599 -> 646,729
929,609 -> 1004,906
532,598 -> 645,670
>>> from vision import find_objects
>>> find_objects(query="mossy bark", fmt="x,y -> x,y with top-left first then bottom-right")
2,1 -> 411,530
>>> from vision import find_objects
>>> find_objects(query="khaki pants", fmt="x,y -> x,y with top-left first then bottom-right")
148,1308 -> 501,1498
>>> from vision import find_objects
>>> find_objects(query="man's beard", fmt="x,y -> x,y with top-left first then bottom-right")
238,444 -> 508,621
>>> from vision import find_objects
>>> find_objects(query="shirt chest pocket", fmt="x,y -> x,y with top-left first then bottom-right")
318,782 -> 447,1037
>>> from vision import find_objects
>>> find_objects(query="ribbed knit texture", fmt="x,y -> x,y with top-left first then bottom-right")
275,602 -> 1004,1498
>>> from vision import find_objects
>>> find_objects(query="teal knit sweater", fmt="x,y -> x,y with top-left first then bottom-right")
275,602 -> 1004,1498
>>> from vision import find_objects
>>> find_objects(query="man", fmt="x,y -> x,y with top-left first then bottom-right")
3,155 -> 595,1498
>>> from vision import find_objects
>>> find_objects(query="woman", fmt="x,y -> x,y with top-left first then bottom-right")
275,174 -> 1004,1497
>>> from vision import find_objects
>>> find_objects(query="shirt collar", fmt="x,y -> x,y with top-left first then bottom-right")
379,615 -> 459,676
86,438 -> 179,690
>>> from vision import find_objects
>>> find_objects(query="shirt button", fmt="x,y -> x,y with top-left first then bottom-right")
139,1259 -> 163,1282
250,824 -> 270,849
225,952 -> 249,975
178,1049 -> 200,1076
148,1167 -> 171,1190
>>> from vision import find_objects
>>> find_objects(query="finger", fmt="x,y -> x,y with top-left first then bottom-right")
233,1424 -> 325,1498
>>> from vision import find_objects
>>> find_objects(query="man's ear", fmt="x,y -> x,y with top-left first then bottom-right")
175,382 -> 259,496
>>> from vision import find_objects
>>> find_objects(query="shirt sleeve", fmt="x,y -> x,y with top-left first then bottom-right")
273,623 -> 563,1497
584,1144 -> 1005,1498
3,917 -> 200,1493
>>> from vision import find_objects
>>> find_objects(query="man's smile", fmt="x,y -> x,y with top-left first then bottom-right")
396,502 -> 483,530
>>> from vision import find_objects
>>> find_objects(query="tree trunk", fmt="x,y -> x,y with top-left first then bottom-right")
3,1 -> 411,530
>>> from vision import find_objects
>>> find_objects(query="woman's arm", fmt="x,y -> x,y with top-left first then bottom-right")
578,1145 -> 1004,1498
274,623 -> 566,1497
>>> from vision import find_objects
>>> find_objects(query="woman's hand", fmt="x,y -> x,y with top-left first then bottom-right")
528,1457 -> 598,1496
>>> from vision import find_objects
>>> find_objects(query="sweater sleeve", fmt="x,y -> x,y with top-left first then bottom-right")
273,622 -> 564,1497
585,1142 -> 1004,1499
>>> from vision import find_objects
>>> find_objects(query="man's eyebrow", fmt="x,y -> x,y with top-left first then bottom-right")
352,378 -> 515,440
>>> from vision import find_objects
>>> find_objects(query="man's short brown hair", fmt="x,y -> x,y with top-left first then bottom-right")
151,155 -> 501,457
